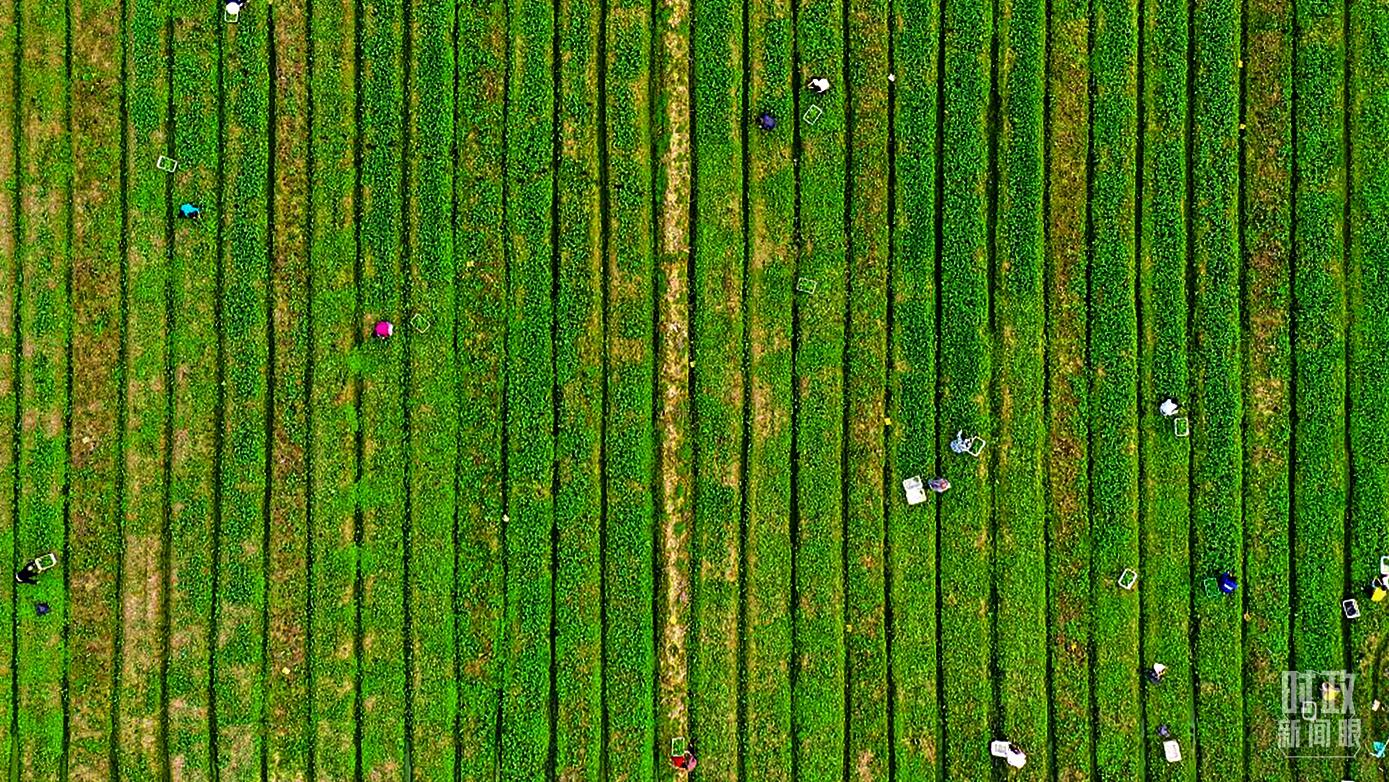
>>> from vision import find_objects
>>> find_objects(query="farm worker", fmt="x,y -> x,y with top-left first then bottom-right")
374,320 -> 394,340
1156,723 -> 1172,740
1005,744 -> 1026,768
670,743 -> 697,771
225,0 -> 242,14
808,76 -> 831,94
1369,575 -> 1388,603
926,477 -> 950,494
1159,396 -> 1180,417
1217,571 -> 1238,594
755,111 -> 777,131
179,203 -> 201,219
950,431 -> 976,455
1144,662 -> 1168,684
34,602 -> 50,617
14,562 -> 38,585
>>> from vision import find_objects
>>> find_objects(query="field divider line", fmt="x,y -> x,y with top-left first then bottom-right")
261,9 -> 279,781
156,11 -> 176,781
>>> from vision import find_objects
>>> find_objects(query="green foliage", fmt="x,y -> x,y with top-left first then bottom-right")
939,0 -> 992,773
553,0 -> 602,776
0,0 -> 15,766
500,0 -> 555,776
116,0 -> 171,776
15,0 -> 71,773
994,0 -> 1049,765
1138,0 -> 1196,767
357,0 -> 408,774
792,0 -> 846,777
1291,0 -> 1346,774
214,5 -> 271,776
1088,0 -> 1141,770
405,0 -> 459,774
888,0 -> 940,778
690,0 -> 743,773
1240,0 -> 1292,773
455,0 -> 507,778
1349,2 -> 1389,779
164,6 -> 221,778
603,0 -> 655,776
743,0 -> 794,778
1190,0 -> 1245,772
306,0 -> 361,774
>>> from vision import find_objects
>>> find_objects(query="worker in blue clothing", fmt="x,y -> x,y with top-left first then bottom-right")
179,203 -> 202,220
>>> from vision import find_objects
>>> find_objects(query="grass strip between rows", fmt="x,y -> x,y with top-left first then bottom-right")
1239,0 -> 1292,769
66,0 -> 126,769
0,0 -> 16,767
1043,0 -> 1095,770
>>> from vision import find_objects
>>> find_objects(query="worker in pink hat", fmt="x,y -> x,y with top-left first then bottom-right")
374,320 -> 394,340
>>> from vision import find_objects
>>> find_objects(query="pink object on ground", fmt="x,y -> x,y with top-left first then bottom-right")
374,320 -> 394,339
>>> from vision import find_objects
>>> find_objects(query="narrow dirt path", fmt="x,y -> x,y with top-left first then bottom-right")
655,0 -> 693,767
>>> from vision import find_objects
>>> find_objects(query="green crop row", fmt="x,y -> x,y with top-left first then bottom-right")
994,0 -> 1049,766
117,0 -> 171,776
214,4 -> 271,775
690,0 -> 744,772
405,0 -> 461,774
306,0 -> 361,773
1349,1 -> 1389,777
1290,0 -> 1347,774
844,0 -> 890,777
501,0 -> 555,775
938,0 -> 993,772
603,0 -> 655,776
888,0 -> 940,778
164,5 -> 221,776
0,0 -> 16,767
267,0 -> 312,773
1190,0 -> 1245,773
791,0 -> 846,777
1043,0 -> 1093,772
1138,0 -> 1195,763
67,0 -> 126,770
15,0 -> 71,771
553,0 -> 602,776
455,0 -> 506,776
742,0 -> 794,778
1088,0 -> 1141,769
358,0 -> 408,772
1239,0 -> 1292,771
